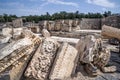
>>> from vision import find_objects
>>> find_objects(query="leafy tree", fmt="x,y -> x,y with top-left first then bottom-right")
0,11 -> 113,22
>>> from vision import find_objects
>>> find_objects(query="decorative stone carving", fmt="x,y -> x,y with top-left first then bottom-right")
0,30 -> 41,73
49,43 -> 78,80
24,38 -> 59,80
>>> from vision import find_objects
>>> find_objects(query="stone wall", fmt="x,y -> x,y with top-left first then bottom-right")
80,18 -> 101,29
38,15 -> 120,31
39,19 -> 81,32
101,16 -> 120,28
39,19 -> 101,31
12,18 -> 23,27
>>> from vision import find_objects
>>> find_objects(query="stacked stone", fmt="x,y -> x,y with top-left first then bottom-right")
41,29 -> 50,38
12,18 -> 23,27
47,21 -> 55,31
39,19 -> 81,32
102,25 -> 120,40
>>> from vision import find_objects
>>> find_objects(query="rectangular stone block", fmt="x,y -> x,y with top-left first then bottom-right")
49,43 -> 78,80
24,38 -> 59,80
0,54 -> 32,80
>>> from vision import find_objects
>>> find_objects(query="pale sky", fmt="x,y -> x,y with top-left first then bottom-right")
0,0 -> 120,16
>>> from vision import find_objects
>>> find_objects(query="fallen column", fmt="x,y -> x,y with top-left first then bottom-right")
101,25 -> 120,40
51,36 -> 79,45
24,38 -> 59,80
41,29 -> 50,38
49,43 -> 78,80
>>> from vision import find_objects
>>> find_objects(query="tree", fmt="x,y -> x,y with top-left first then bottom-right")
103,11 -> 111,17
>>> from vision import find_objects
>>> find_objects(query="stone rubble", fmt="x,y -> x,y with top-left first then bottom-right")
0,17 -> 119,80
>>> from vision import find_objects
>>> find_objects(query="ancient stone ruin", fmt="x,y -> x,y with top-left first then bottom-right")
0,16 -> 120,80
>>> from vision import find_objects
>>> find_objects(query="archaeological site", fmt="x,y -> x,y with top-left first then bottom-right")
0,15 -> 120,80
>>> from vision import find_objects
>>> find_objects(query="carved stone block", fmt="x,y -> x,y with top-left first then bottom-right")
49,43 -> 78,80
25,38 -> 59,80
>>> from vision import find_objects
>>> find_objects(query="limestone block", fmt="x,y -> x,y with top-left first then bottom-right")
76,35 -> 97,63
72,25 -> 80,31
61,24 -> 69,32
24,38 -> 59,80
51,36 -> 79,45
49,43 -> 78,80
63,20 -> 69,25
0,54 -> 32,80
93,48 -> 111,69
75,19 -> 80,26
69,20 -> 73,27
12,18 -> 23,27
0,36 -> 11,44
2,28 -> 12,36
42,29 -> 50,37
0,43 -> 34,73
21,30 -> 41,44
43,21 -> 48,29
0,38 -> 32,60
102,25 -> 120,40
48,21 -> 55,31
54,22 -> 61,31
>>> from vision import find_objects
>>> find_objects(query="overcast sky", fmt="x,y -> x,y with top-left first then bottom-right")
0,0 -> 120,16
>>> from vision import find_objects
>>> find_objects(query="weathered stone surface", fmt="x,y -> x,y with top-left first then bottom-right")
12,18 -> 23,27
62,20 -> 69,25
101,15 -> 120,29
27,26 -> 40,33
93,48 -> 111,70
102,25 -> 120,40
101,66 -> 117,73
41,29 -> 50,38
0,53 -> 33,80
0,43 -> 34,73
61,24 -> 70,32
21,30 -> 42,45
25,38 -> 59,80
0,36 -> 11,44
0,30 -> 41,73
2,27 -> 23,36
80,18 -> 101,29
50,30 -> 101,38
2,28 -> 12,36
54,21 -> 61,31
48,21 -> 55,31
49,43 -> 78,80
76,35 -> 112,76
0,38 -> 32,60
51,36 -> 79,45
43,20 -> 48,29
84,63 -> 98,76
76,35 -> 97,63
